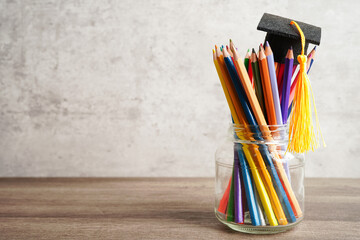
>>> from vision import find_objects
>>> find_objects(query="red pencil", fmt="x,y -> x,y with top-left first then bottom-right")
218,177 -> 232,214
248,59 -> 254,88
277,64 -> 286,100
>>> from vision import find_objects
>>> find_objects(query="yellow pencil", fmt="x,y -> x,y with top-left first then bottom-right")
244,147 -> 278,226
213,49 -> 241,126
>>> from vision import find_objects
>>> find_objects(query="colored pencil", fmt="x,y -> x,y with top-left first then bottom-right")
243,49 -> 254,88
277,51 -> 292,182
307,46 -> 316,73
213,48 -> 241,126
226,46 -> 291,225
258,46 -> 276,125
248,60 -> 254,89
226,45 -> 234,59
234,44 -> 302,219
236,145 -> 262,226
281,48 -> 294,124
214,48 -> 247,222
223,47 -> 258,126
223,47 -> 279,226
214,42 -> 303,224
251,49 -> 266,117
214,47 -> 275,226
276,63 -> 281,85
217,176 -> 231,214
227,166 -> 235,221
277,63 -> 285,99
234,148 -> 244,223
231,43 -> 268,128
253,180 -> 266,226
254,147 -> 288,225
259,146 -> 297,223
215,46 -> 248,126
265,41 -> 282,125
244,49 -> 250,70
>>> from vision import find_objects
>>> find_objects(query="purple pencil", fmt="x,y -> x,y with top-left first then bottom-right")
281,48 -> 294,123
234,150 -> 244,223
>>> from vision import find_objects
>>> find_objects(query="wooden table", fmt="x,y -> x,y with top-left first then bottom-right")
0,178 -> 359,239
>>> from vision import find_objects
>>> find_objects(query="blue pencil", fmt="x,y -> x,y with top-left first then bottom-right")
259,146 -> 297,223
222,47 -> 258,127
307,46 -> 316,74
235,144 -> 261,226
281,48 -> 294,124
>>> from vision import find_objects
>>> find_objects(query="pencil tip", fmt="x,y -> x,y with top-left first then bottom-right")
313,46 -> 317,51
222,46 -> 230,57
252,48 -> 256,54
290,46 -> 293,50
265,41 -> 269,47
229,40 -> 236,52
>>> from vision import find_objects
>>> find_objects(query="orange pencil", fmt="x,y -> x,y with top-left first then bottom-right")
258,46 -> 276,125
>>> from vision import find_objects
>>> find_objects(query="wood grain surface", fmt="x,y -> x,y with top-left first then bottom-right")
0,178 -> 359,240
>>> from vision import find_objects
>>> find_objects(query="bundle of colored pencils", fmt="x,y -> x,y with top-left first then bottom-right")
213,40 -> 316,226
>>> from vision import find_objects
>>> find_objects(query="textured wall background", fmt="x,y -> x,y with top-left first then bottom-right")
0,0 -> 359,177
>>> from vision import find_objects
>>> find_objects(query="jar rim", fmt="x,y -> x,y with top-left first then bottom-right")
215,157 -> 305,169
231,123 -> 289,133
229,123 -> 289,144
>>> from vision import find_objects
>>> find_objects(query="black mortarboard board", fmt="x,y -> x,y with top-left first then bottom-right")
257,13 -> 321,64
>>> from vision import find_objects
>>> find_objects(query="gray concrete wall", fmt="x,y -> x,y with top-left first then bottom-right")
0,0 -> 359,177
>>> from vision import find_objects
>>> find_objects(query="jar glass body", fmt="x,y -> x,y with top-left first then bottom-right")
215,124 -> 305,234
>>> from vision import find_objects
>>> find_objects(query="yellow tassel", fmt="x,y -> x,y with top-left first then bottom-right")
288,21 -> 326,153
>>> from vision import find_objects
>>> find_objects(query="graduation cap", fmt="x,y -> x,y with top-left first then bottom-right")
257,13 -> 321,64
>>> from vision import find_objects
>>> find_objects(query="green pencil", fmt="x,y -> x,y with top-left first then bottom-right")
226,164 -> 235,222
251,48 -> 267,120
244,49 -> 250,71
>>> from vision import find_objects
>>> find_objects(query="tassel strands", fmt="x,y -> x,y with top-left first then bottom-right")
287,21 -> 326,153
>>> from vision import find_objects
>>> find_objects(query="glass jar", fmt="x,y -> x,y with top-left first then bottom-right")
215,124 -> 305,234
